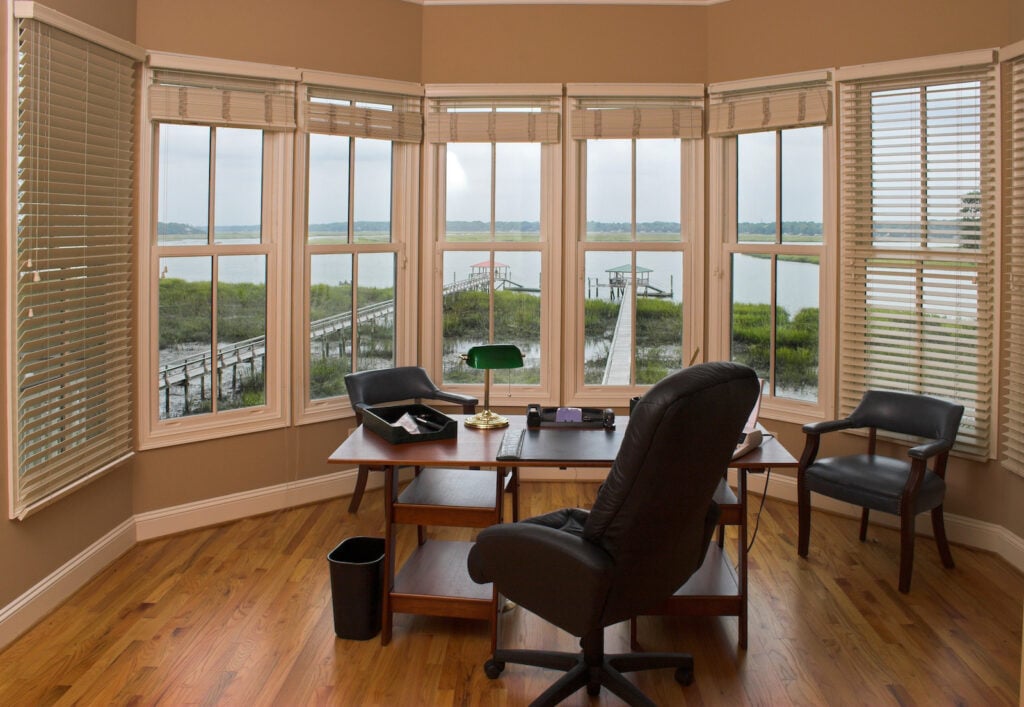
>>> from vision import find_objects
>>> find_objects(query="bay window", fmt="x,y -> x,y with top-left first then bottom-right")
139,58 -> 296,447
837,53 -> 997,458
708,72 -> 836,419
566,85 -> 704,402
296,74 -> 421,421
422,86 -> 562,402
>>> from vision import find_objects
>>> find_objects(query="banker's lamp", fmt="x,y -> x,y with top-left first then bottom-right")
461,344 -> 524,429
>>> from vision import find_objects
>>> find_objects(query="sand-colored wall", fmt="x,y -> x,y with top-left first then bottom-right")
421,5 -> 707,84
706,0 -> 1011,83
1015,3 -> 1024,44
135,0 -> 421,83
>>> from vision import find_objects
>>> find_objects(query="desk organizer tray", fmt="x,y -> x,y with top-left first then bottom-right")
362,404 -> 457,444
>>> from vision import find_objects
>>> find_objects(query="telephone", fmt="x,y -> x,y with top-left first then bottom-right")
732,429 -> 763,460
526,404 -> 615,430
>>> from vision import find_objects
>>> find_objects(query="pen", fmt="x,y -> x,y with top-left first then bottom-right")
414,415 -> 443,431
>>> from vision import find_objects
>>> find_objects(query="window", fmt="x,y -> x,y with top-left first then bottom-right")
566,86 -> 704,400
8,10 -> 142,518
837,53 -> 997,458
422,87 -> 561,402
297,74 -> 421,420
709,73 -> 835,416
139,59 -> 296,447
1002,44 -> 1024,473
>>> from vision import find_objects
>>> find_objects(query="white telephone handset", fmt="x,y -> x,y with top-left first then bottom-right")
732,382 -> 765,460
732,428 -> 763,460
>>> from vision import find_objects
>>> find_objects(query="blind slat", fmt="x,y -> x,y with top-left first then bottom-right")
426,111 -> 560,143
572,105 -> 703,140
709,83 -> 832,136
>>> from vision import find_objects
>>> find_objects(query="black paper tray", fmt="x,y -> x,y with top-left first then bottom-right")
361,403 -> 457,444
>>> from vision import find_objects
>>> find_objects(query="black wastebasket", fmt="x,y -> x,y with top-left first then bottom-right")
328,536 -> 385,640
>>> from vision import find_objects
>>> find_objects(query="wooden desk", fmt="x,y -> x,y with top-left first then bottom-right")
327,415 -> 795,651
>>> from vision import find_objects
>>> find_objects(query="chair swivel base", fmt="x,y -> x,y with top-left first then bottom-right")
484,630 -> 693,707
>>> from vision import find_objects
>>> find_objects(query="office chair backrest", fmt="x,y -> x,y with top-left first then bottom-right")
848,390 -> 964,444
584,361 -> 759,623
344,366 -> 444,420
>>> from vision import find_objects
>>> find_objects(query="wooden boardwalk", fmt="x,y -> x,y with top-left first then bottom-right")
602,294 -> 634,385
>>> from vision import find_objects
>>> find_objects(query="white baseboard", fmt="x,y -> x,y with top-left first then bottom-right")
4,466 -> 1023,653
0,518 -> 136,652
135,467 -> 368,541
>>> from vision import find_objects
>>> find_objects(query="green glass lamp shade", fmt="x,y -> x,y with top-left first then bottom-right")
462,344 -> 523,429
464,344 -> 524,370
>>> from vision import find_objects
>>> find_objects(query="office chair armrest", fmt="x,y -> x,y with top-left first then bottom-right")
468,522 -> 614,636
907,438 -> 953,461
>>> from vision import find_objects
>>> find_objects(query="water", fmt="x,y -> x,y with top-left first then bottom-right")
158,239 -> 821,313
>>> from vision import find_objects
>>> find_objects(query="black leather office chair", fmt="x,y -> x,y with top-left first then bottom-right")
467,362 -> 760,706
344,366 -> 478,513
797,390 -> 964,593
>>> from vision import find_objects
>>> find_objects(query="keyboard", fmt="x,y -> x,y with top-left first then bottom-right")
496,428 -> 526,461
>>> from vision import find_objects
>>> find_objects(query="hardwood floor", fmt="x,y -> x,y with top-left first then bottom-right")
1,481 -> 1021,706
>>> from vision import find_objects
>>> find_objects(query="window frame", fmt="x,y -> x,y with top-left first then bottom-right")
137,54 -> 297,449
835,50 -> 998,459
420,84 -> 562,407
707,72 -> 837,424
293,71 -> 421,425
564,84 -> 706,406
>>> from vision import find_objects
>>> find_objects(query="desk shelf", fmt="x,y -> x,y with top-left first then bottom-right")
382,457 -> 506,647
631,476 -> 748,647
391,541 -> 494,620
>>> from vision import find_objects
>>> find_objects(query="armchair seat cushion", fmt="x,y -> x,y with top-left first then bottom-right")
805,454 -> 946,515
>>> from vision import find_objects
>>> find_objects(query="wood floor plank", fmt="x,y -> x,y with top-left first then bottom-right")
0,482 -> 1020,706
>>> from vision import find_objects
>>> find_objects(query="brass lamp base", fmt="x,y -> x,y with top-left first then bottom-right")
464,409 -> 510,429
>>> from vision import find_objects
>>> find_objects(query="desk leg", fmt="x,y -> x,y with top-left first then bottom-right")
737,467 -> 748,651
382,465 -> 398,646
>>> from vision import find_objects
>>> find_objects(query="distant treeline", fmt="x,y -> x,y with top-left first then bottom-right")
739,221 -> 823,236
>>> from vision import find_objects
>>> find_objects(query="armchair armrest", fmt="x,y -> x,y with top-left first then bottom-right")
908,438 -> 953,460
428,389 -> 479,412
799,418 -> 857,470
802,418 -> 857,436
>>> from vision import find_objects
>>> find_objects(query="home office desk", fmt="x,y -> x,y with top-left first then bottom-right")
327,415 -> 796,651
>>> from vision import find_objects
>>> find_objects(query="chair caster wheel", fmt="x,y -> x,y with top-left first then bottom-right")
675,666 -> 694,686
484,659 -> 505,679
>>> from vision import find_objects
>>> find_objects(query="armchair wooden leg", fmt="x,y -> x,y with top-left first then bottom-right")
348,464 -> 370,513
797,480 -> 811,558
859,508 -> 870,542
898,513 -> 915,593
932,505 -> 955,569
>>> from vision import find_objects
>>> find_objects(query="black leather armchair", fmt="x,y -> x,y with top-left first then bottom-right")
797,390 -> 964,593
343,366 -> 478,513
467,362 -> 760,706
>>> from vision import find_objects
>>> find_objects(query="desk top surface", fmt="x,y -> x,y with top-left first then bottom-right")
327,414 -> 796,470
